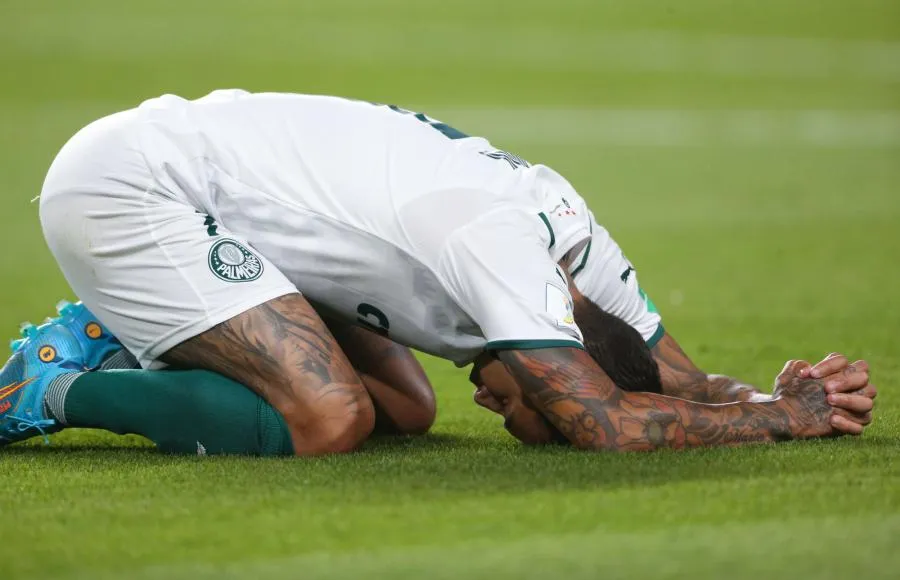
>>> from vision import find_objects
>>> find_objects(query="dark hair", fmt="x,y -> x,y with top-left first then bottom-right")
573,298 -> 662,394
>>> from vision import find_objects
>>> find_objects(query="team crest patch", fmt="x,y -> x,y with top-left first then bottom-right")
208,239 -> 264,283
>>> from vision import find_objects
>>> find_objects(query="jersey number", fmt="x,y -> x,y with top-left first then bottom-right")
378,104 -> 532,169
357,303 -> 390,337
382,104 -> 469,140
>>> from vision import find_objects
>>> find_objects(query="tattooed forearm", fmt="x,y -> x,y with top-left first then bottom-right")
652,333 -> 764,403
668,373 -> 763,404
496,347 -> 828,451
317,311 -> 436,436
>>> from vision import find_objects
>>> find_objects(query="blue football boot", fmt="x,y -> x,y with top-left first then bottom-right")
0,323 -> 84,445
11,301 -> 122,370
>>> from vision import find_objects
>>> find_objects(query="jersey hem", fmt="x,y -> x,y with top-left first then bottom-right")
646,323 -> 665,349
485,339 -> 584,351
138,284 -> 300,369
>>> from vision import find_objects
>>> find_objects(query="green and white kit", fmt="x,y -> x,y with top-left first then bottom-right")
39,90 -> 661,368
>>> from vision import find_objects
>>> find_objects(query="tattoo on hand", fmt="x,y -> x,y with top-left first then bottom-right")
773,372 -> 833,439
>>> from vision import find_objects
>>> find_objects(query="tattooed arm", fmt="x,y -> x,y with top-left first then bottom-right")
318,312 -> 436,436
558,242 -> 761,405
652,332 -> 766,403
496,347 -> 834,451
652,332 -> 878,433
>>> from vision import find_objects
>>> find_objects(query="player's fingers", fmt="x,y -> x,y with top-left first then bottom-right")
862,383 -> 878,400
794,360 -> 812,373
779,360 -> 811,379
777,361 -> 814,390
475,396 -> 503,414
824,367 -> 870,394
473,387 -> 494,406
798,361 -> 815,378
812,352 -> 844,372
781,359 -> 800,372
848,410 -> 873,426
843,384 -> 878,400
832,407 -> 873,427
809,353 -> 849,379
473,387 -> 504,414
830,413 -> 864,436
826,393 -> 874,414
851,360 -> 870,374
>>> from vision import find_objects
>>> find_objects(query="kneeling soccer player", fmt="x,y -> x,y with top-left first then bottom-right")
0,90 -> 877,454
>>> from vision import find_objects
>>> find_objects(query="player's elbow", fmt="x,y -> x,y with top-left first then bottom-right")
375,385 -> 437,436
396,395 -> 436,435
403,378 -> 437,434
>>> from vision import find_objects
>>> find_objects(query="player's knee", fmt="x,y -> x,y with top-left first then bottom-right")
329,393 -> 376,452
314,397 -> 375,454
284,390 -> 376,456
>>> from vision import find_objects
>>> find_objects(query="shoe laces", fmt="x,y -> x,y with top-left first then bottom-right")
7,415 -> 56,444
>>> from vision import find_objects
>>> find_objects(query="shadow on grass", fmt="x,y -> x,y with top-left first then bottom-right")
365,431 -> 494,449
1,444 -> 159,455
2,429 -> 895,499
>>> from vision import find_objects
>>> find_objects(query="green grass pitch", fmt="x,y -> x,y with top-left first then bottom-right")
1,1 -> 898,578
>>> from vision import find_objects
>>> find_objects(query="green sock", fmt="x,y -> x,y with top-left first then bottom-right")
46,369 -> 294,456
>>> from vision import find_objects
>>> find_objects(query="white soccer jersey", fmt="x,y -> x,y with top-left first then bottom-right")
39,90 -> 662,368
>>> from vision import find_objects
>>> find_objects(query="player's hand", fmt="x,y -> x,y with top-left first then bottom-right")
473,385 -> 505,415
771,360 -> 835,439
798,353 -> 876,435
471,358 -> 560,445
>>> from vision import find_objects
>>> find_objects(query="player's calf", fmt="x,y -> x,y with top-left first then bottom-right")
161,293 -> 375,456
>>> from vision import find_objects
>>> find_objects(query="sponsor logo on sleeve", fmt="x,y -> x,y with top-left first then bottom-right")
545,282 -> 576,328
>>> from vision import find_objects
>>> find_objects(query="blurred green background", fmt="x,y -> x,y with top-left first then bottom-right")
2,0 -> 898,347
1,1 -> 898,578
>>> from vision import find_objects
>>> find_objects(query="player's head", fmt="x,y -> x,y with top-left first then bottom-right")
470,299 -> 662,446
572,296 -> 662,394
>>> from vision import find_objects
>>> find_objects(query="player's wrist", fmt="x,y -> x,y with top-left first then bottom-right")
746,392 -> 775,403
731,399 -> 793,442
767,398 -> 804,441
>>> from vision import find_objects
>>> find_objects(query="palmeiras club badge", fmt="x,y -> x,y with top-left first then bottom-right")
208,239 -> 264,282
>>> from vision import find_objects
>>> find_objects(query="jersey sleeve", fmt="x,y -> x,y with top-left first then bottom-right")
438,207 -> 587,352
567,213 -> 664,348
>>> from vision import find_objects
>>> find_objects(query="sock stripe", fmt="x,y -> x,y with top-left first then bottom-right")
44,372 -> 85,425
99,350 -> 139,371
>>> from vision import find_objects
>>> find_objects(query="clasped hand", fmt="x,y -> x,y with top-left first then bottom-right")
774,353 -> 876,436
